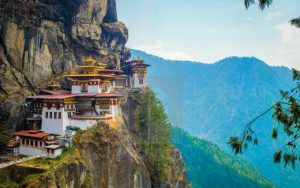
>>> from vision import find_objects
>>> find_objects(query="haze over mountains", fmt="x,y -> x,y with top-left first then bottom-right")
131,49 -> 298,187
172,127 -> 274,188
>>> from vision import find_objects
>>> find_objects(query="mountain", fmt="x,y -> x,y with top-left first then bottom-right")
131,49 -> 298,187
172,127 -> 274,188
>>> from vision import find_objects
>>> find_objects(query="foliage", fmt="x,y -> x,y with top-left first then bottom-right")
0,130 -> 12,148
243,0 -> 300,28
135,88 -> 172,185
228,69 -> 300,169
172,127 -> 274,188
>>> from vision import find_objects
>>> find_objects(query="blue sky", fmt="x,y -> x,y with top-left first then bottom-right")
116,0 -> 300,69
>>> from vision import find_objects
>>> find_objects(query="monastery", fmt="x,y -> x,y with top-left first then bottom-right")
5,57 -> 150,158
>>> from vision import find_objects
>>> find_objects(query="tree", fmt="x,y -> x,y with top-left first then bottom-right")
243,0 -> 300,28
228,68 -> 300,168
136,88 -> 172,184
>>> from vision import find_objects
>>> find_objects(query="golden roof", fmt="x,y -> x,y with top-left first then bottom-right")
83,56 -> 96,64
65,74 -> 114,78
76,66 -> 98,69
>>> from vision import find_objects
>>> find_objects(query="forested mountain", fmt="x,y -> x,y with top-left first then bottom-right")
172,127 -> 274,188
131,49 -> 298,187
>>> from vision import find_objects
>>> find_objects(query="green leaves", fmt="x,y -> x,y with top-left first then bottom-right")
290,17 -> 300,28
244,0 -> 255,9
244,0 -> 273,10
292,68 -> 300,81
253,138 -> 258,145
283,153 -> 297,169
272,128 -> 278,139
273,151 -> 282,163
227,137 -> 243,155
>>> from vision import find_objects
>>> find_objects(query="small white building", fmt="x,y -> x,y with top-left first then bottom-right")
14,130 -> 62,158
124,59 -> 150,89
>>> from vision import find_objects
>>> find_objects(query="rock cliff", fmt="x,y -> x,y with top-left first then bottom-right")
0,1 -> 189,187
1,116 -> 189,188
0,0 -> 129,128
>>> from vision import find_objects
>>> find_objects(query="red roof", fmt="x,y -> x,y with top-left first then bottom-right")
94,93 -> 123,98
27,92 -> 122,100
44,145 -> 61,150
74,93 -> 122,98
75,93 -> 96,97
14,130 -> 52,139
116,74 -> 129,78
27,94 -> 76,100
44,140 -> 60,145
40,90 -> 70,95
126,59 -> 144,64
130,63 -> 150,67
6,139 -> 20,148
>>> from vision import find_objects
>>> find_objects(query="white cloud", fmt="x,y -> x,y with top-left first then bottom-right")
275,23 -> 300,45
269,23 -> 300,69
131,40 -> 197,61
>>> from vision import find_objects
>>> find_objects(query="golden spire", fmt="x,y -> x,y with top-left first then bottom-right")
83,56 -> 96,64
48,81 -> 60,91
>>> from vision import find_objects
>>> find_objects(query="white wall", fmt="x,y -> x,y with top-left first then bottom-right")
42,107 -> 67,136
19,145 -> 48,156
132,73 -> 147,88
72,86 -> 81,94
88,85 -> 101,93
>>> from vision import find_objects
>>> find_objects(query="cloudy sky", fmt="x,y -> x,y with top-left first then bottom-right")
116,0 -> 300,69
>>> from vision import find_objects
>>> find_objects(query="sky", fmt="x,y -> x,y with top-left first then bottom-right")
116,0 -> 300,69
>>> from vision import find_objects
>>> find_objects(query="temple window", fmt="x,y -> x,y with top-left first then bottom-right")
100,101 -> 110,109
50,112 -> 53,119
30,140 -> 33,146
81,83 -> 88,92
22,139 -> 25,145
139,79 -> 143,84
26,139 -> 29,146
35,140 -> 38,147
54,112 -> 57,119
45,112 -> 48,118
58,112 -> 62,119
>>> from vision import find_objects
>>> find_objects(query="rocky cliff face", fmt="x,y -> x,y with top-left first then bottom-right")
3,118 -> 188,188
0,0 -> 129,128
0,1 -> 189,187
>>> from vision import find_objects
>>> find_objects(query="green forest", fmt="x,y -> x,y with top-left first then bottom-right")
172,127 -> 274,188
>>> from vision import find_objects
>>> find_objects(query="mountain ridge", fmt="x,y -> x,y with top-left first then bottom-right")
131,49 -> 290,69
130,49 -> 298,188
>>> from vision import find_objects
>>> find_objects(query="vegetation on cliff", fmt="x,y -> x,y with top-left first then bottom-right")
134,88 -> 173,186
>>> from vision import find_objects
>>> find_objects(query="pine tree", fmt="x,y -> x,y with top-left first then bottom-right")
136,88 -> 172,184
